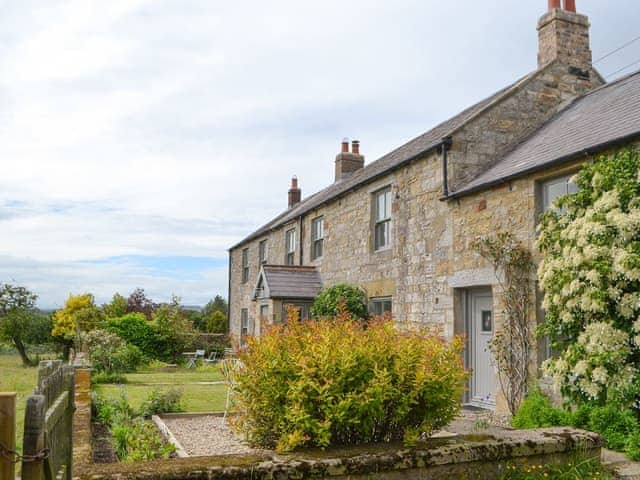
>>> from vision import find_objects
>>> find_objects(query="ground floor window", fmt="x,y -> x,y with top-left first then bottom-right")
370,297 -> 392,316
282,301 -> 312,322
241,308 -> 249,336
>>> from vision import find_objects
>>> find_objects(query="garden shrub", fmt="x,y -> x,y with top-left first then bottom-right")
139,388 -> 185,418
310,284 -> 369,320
112,417 -> 175,462
91,372 -> 128,385
583,403 -> 639,452
82,329 -> 145,373
510,388 -> 571,429
108,313 -> 169,361
229,315 -> 467,451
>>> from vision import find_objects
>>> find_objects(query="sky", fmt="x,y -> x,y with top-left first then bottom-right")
1,0 -> 639,308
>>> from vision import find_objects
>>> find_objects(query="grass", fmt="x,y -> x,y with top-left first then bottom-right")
0,353 -> 56,455
93,363 -> 228,412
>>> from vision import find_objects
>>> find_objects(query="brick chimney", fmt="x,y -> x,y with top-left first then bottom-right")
288,176 -> 301,208
335,139 -> 365,182
538,0 -> 592,72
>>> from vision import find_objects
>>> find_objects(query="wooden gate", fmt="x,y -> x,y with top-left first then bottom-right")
22,360 -> 75,480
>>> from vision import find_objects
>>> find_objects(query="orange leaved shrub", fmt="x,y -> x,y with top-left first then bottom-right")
228,310 -> 468,451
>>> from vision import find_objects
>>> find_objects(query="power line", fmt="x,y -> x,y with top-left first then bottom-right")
594,34 -> 640,64
605,59 -> 640,79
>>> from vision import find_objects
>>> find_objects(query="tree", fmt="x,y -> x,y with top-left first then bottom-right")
310,284 -> 369,320
203,295 -> 228,317
52,293 -> 103,360
152,295 -> 195,361
103,293 -> 128,318
126,288 -> 156,319
537,148 -> 640,410
206,310 -> 228,334
0,283 -> 47,366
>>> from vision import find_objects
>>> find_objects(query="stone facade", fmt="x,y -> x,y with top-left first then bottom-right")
228,4 -> 626,411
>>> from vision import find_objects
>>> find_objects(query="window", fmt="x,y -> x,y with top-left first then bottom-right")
240,309 -> 248,336
370,297 -> 392,316
311,216 -> 324,260
259,304 -> 269,325
259,240 -> 268,264
373,187 -> 392,251
542,174 -> 578,212
285,229 -> 296,265
241,248 -> 249,283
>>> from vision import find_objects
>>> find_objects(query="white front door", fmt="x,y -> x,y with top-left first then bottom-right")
470,291 -> 495,409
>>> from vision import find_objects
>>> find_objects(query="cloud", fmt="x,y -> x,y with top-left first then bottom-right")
0,0 -> 638,307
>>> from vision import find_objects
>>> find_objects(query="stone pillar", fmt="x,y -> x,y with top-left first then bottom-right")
73,367 -> 92,470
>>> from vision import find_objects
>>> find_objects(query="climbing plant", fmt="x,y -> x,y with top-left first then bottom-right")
472,232 -> 534,415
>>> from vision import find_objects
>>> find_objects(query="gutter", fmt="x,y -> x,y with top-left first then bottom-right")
443,131 -> 640,201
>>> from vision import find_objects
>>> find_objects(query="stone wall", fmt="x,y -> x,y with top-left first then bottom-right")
74,428 -> 603,480
72,367 -> 92,472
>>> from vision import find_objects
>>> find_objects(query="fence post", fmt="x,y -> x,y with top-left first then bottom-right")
22,394 -> 45,480
0,392 -> 16,480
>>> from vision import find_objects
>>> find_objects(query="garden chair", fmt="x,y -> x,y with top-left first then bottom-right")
223,347 -> 235,358
186,349 -> 205,368
203,350 -> 219,365
220,357 -> 243,421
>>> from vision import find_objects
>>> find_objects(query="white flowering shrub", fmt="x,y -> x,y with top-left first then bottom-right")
537,148 -> 640,409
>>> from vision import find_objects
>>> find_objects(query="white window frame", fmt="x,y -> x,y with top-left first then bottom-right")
241,248 -> 249,283
240,308 -> 249,336
311,216 -> 324,260
373,187 -> 392,251
285,229 -> 296,265
259,239 -> 268,264
542,174 -> 578,213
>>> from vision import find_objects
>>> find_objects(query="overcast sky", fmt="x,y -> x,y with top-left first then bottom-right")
1,0 -> 639,308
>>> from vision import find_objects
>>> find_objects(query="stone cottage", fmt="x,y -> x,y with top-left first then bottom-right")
228,0 -> 640,410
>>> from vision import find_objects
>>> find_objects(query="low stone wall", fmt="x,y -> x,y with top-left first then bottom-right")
72,367 -> 92,472
74,428 -> 602,480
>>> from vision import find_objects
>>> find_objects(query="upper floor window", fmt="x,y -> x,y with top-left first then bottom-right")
370,297 -> 392,317
311,216 -> 324,260
373,187 -> 392,251
285,229 -> 296,265
542,174 -> 578,213
241,248 -> 249,283
259,239 -> 268,264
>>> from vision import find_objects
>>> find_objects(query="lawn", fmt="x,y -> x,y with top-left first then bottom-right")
93,364 -> 228,412
0,353 -> 60,456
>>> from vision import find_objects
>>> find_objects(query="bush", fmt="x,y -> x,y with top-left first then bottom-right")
112,417 -> 175,462
92,372 -> 128,385
310,284 -> 370,320
108,313 -> 169,361
139,388 -> 185,418
91,390 -> 133,426
83,329 -> 145,373
230,316 -> 467,451
583,404 -> 638,452
510,389 -> 571,429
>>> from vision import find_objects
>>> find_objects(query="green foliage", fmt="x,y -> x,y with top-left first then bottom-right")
83,329 -> 145,373
0,283 -> 49,366
92,390 -> 176,462
52,293 -> 103,359
107,313 -> 169,361
152,295 -> 195,361
112,417 -> 175,462
499,454 -> 612,479
510,389 -> 572,429
625,429 -> 640,461
537,148 -> 640,408
91,372 -> 128,385
102,293 -> 128,318
139,388 -> 185,418
206,310 -> 228,334
230,315 -> 468,451
310,284 -> 369,320
582,404 -> 639,452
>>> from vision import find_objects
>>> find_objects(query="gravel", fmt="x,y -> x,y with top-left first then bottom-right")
160,415 -> 267,457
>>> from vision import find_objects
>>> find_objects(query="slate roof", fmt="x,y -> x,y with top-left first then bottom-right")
261,265 -> 323,299
231,70 -> 539,249
449,69 -> 640,198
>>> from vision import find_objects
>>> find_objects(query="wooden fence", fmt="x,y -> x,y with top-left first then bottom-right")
21,360 -> 75,480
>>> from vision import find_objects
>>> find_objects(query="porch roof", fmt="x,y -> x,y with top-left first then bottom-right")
260,265 -> 323,299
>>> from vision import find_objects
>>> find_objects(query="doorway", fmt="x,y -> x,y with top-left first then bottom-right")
468,289 -> 495,409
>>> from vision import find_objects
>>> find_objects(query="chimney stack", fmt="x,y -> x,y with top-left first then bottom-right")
334,138 -> 365,182
288,176 -> 301,208
538,0 -> 592,71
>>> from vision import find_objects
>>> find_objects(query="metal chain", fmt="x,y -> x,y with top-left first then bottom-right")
0,441 -> 49,463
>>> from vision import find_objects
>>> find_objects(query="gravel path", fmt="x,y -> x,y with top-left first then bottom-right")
161,415 -> 267,457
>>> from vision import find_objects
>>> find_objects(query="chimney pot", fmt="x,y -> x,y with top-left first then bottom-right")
548,0 -> 561,11
352,140 -> 360,155
341,138 -> 350,153
288,176 -> 301,208
563,0 -> 576,13
335,138 -> 365,182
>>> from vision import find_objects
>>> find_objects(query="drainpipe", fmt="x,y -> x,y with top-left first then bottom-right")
227,250 -> 232,334
299,216 -> 304,265
441,136 -> 453,197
